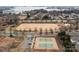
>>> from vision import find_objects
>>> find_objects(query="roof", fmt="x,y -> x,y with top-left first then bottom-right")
16,23 -> 61,32
18,15 -> 27,20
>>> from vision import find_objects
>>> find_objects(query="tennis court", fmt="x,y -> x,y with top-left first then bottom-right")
39,38 -> 53,48
32,36 -> 60,51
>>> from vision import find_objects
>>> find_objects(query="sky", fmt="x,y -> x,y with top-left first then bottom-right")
0,0 -> 79,6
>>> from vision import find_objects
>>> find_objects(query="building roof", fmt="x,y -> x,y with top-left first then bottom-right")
16,23 -> 61,32
17,15 -> 27,20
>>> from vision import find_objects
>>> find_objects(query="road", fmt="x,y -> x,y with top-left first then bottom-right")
17,33 -> 34,52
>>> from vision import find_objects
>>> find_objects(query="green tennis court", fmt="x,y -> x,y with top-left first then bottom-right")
39,38 -> 53,48
39,43 -> 53,48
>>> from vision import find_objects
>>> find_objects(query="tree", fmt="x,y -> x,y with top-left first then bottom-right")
27,13 -> 30,18
29,29 -> 32,32
34,28 -> 37,33
58,31 -> 66,37
42,15 -> 51,20
50,28 -> 53,34
58,31 -> 73,52
9,26 -> 13,37
45,29 -> 48,34
39,28 -> 42,35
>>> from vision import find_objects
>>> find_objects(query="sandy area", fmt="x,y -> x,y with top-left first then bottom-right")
0,37 -> 15,48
